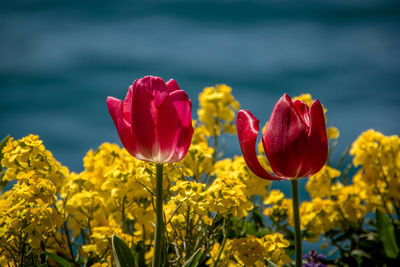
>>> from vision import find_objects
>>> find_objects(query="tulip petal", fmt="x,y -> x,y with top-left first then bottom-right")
300,100 -> 328,176
106,96 -> 136,155
161,90 -> 193,162
263,94 -> 309,178
293,100 -> 310,127
169,90 -> 192,127
166,79 -> 180,93
168,125 -> 194,163
236,110 -> 283,180
136,76 -> 168,108
122,85 -> 134,123
155,95 -> 182,163
130,81 -> 157,161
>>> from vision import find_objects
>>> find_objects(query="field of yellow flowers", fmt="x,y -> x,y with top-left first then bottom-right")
1,81 -> 399,266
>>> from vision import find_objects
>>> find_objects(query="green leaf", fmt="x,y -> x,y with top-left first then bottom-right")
112,233 -> 136,267
0,169 -> 5,179
242,221 -> 269,238
350,249 -> 372,259
376,209 -> 399,259
251,209 -> 265,228
0,135 -> 10,166
263,258 -> 279,267
132,241 -> 146,267
42,251 -> 72,267
182,247 -> 203,267
0,135 -> 9,152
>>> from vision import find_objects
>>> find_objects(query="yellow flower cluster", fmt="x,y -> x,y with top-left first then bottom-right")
299,198 -> 337,242
296,129 -> 400,242
350,129 -> 400,214
264,167 -> 369,243
0,135 -> 67,264
214,156 -> 270,197
1,134 -> 67,191
166,180 -> 209,238
178,122 -> 214,179
306,165 -> 341,199
302,169 -> 337,237
263,190 -> 292,221
198,84 -> 240,137
63,142 -> 171,264
207,173 -> 254,218
207,233 -> 291,266
206,154 -> 272,219
301,165 -> 368,240
331,184 -> 367,225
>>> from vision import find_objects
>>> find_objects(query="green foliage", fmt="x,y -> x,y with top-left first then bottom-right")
264,258 -> 279,267
376,210 -> 400,259
182,247 -> 204,267
112,234 -> 136,267
42,251 -> 72,267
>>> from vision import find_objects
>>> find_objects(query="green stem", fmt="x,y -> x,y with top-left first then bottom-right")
291,179 -> 302,267
152,164 -> 164,267
20,236 -> 26,267
63,221 -> 75,261
213,217 -> 227,267
212,133 -> 218,162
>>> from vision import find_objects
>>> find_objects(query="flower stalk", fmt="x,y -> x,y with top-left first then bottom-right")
153,163 -> 164,267
291,179 -> 302,267
213,217 -> 227,267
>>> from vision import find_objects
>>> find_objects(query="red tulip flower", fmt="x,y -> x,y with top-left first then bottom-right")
107,76 -> 194,163
237,93 -> 328,180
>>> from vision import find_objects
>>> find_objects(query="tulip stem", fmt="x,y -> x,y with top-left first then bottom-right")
153,163 -> 164,267
291,178 -> 302,267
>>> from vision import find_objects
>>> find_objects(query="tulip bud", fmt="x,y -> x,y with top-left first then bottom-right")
107,76 -> 194,163
237,93 -> 328,179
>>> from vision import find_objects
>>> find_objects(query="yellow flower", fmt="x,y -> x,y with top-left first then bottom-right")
299,198 -> 337,241
264,197 -> 292,221
207,174 -> 254,218
228,236 -> 266,266
350,129 -> 400,214
306,166 -> 341,199
214,156 -> 270,197
179,122 -> 214,179
228,234 -> 291,266
262,233 -> 291,265
0,135 -> 67,259
327,126 -> 340,139
197,84 -> 239,137
263,190 -> 284,205
1,135 -> 68,191
206,242 -> 239,266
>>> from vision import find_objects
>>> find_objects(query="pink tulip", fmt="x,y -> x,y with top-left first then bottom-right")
107,76 -> 194,163
237,93 -> 328,179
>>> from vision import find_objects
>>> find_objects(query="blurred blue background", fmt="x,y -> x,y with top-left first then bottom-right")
1,0 -> 399,174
